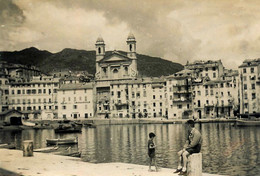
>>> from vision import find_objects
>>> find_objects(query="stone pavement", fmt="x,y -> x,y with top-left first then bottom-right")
0,149 -> 225,176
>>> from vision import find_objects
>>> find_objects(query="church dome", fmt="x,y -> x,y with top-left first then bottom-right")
96,36 -> 104,43
127,33 -> 136,41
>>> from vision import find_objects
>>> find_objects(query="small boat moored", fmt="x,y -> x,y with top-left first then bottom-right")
46,137 -> 78,145
54,124 -> 82,133
236,119 -> 260,127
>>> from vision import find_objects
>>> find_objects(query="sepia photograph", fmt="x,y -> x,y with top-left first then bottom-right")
0,0 -> 259,175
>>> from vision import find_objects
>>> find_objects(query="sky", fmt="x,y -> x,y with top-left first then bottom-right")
1,0 -> 260,69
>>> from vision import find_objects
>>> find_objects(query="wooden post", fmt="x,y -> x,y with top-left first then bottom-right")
23,140 -> 33,157
187,153 -> 202,176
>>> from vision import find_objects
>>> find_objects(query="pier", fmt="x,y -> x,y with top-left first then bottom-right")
0,149 -> 225,176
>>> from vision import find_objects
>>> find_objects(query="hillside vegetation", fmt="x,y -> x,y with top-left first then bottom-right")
0,47 -> 183,77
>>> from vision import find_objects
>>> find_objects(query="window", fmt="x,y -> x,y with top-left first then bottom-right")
153,103 -> 156,107
205,90 -> 208,96
178,104 -> 182,109
243,76 -> 247,81
251,67 -> 254,73
245,93 -> 248,99
243,68 -> 246,73
111,91 -> 114,96
118,91 -> 121,98
210,90 -> 214,96
213,72 -> 216,78
62,106 -> 66,110
244,84 -> 247,90
73,105 -> 77,109
252,93 -> 256,100
160,102 -> 162,107
252,84 -> 255,90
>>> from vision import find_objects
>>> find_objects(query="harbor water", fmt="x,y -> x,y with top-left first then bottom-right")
0,123 -> 259,176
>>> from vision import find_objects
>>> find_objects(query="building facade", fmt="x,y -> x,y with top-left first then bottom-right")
8,76 -> 60,119
57,83 -> 94,119
238,58 -> 260,114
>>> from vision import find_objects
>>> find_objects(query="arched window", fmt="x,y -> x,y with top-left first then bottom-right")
98,47 -> 101,54
129,44 -> 132,51
113,69 -> 118,73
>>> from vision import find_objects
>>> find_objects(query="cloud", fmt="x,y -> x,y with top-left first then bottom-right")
1,0 -> 260,69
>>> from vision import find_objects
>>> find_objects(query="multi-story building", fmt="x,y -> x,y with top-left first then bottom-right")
110,78 -> 167,118
0,76 -> 9,112
57,83 -> 94,119
168,60 -> 239,119
0,61 -> 41,81
185,60 -> 224,81
192,71 -> 239,119
167,69 -> 195,119
238,58 -> 260,114
8,76 -> 60,119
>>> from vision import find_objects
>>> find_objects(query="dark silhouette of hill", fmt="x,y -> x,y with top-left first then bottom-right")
0,47 -> 53,66
0,47 -> 183,77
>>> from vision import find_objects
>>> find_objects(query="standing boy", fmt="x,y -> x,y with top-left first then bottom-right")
148,132 -> 158,172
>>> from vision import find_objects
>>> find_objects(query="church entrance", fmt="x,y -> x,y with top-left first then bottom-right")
113,68 -> 119,79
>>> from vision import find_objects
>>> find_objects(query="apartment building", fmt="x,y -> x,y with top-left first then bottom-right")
0,76 -> 9,112
8,76 -> 60,119
110,78 -> 167,118
185,60 -> 224,81
57,83 -> 94,119
192,72 -> 239,119
238,58 -> 260,114
167,69 -> 195,119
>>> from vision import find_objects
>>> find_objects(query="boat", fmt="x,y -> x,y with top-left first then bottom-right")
236,119 -> 260,127
46,137 -> 78,145
54,124 -> 82,133
34,146 -> 59,152
22,120 -> 36,127
84,123 -> 96,128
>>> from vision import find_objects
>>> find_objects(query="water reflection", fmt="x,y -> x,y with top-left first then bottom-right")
0,123 -> 259,176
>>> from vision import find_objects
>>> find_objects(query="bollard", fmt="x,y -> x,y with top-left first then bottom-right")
23,140 -> 33,157
187,153 -> 202,176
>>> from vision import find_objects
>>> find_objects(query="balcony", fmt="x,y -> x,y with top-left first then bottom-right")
173,90 -> 191,94
172,98 -> 191,103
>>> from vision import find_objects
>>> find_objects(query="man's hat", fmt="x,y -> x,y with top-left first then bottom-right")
186,119 -> 195,125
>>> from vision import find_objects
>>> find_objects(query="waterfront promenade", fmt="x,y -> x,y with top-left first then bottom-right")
0,149 -> 225,176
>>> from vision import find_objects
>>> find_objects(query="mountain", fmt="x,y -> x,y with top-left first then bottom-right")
0,47 -> 183,77
0,47 -> 53,66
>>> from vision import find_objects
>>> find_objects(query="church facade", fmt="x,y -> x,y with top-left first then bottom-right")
94,34 -> 139,118
95,33 -> 138,81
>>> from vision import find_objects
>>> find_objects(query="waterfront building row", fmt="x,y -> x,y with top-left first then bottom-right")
0,34 -> 260,121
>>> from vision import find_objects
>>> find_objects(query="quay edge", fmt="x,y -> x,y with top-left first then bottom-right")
0,149 -> 226,176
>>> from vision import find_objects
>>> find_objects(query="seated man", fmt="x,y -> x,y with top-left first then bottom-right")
174,120 -> 202,175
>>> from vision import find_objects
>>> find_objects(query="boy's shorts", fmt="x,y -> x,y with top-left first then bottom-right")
186,144 -> 201,154
148,151 -> 155,158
